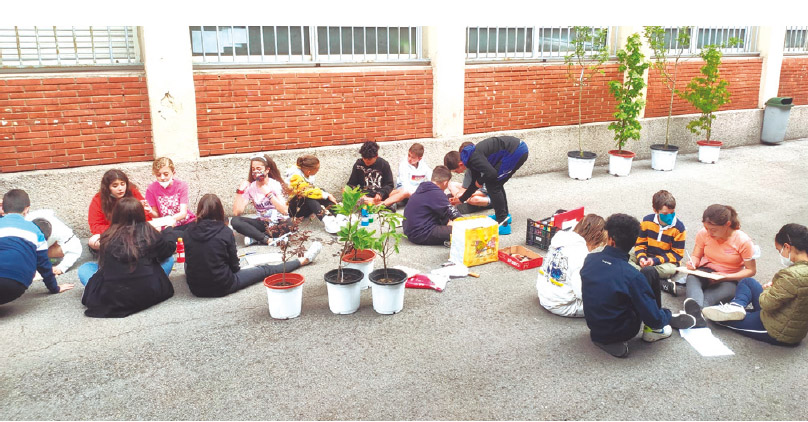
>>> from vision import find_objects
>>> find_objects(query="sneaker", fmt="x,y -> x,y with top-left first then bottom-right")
323,215 -> 339,234
243,236 -> 255,246
499,224 -> 511,236
303,241 -> 323,263
669,312 -> 696,330
642,325 -> 673,342
683,298 -> 707,328
489,213 -> 512,225
660,279 -> 678,296
387,202 -> 398,213
702,302 -> 747,322
593,340 -> 629,358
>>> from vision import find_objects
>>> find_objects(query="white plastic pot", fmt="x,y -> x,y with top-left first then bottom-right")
608,150 -> 635,177
264,274 -> 304,320
324,268 -> 363,315
369,269 -> 407,315
650,145 -> 679,171
567,151 -> 597,180
342,249 -> 376,290
697,140 -> 723,164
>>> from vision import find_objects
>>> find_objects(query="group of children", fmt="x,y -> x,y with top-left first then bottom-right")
2,137 -> 807,357
535,189 -> 808,357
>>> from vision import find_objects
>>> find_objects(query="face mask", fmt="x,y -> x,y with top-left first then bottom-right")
658,212 -> 675,226
779,246 -> 793,267
253,171 -> 266,181
158,180 -> 172,189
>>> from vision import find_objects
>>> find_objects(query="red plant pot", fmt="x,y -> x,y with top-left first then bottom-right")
607,149 -> 636,158
697,140 -> 723,147
264,273 -> 305,289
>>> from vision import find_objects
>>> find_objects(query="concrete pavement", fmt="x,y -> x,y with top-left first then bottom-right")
2,139 -> 808,420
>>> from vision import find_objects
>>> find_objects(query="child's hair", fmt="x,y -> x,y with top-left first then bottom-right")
99,169 -> 137,220
1,189 -> 30,214
604,213 -> 641,253
359,141 -> 379,159
247,155 -> 289,195
409,143 -> 425,158
152,157 -> 175,175
459,141 -> 474,152
652,190 -> 676,211
702,204 -> 740,230
431,165 -> 452,183
32,218 -> 52,240
574,214 -> 607,250
775,223 -> 808,252
196,193 -> 226,223
443,151 -> 461,170
296,155 -> 320,173
99,197 -> 159,272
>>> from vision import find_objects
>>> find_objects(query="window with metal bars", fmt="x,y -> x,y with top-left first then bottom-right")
189,26 -> 422,64
650,26 -> 759,56
0,26 -> 139,68
784,26 -> 808,53
466,26 -> 615,60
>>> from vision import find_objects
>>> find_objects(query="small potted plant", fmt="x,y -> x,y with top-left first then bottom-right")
263,221 -> 311,319
644,26 -> 691,171
323,186 -> 372,314
564,26 -> 610,180
607,33 -> 649,177
368,209 -> 407,315
679,40 -> 738,164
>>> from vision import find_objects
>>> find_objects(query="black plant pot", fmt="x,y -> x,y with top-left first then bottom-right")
324,268 -> 364,285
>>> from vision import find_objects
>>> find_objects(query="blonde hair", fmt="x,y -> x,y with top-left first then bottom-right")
152,157 -> 175,174
574,214 -> 607,250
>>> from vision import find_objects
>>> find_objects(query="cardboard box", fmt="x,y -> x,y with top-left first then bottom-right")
499,246 -> 543,270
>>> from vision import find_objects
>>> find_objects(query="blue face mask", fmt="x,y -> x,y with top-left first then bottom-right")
658,212 -> 675,226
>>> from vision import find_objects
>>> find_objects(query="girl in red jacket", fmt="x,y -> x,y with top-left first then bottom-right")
87,169 -> 151,250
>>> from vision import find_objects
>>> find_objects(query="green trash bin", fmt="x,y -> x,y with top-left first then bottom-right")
761,97 -> 793,144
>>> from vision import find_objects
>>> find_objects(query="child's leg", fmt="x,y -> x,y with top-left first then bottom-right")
486,181 -> 509,224
231,216 -> 270,243
640,266 -> 662,308
77,262 -> 99,286
714,311 -> 786,345
731,277 -> 763,311
266,219 -> 295,239
382,188 -> 410,207
289,197 -> 322,220
420,225 -> 453,246
703,281 -> 739,307
685,274 -> 709,307
159,255 -> 175,276
229,259 -> 303,294
0,277 -> 27,305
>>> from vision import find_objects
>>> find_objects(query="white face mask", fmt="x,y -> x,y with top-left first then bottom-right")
158,180 -> 172,189
779,246 -> 793,267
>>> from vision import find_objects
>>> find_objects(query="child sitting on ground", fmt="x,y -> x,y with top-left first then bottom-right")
285,155 -> 337,223
580,213 -> 695,358
631,190 -> 687,303
402,165 -> 462,245
27,209 -> 82,275
145,157 -> 196,231
346,141 -> 395,206
382,143 -> 432,210
232,155 -> 294,245
0,189 -> 74,306
88,169 -> 152,251
445,160 -> 492,214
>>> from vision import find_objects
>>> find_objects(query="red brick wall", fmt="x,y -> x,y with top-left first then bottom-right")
194,69 -> 433,157
645,58 -> 762,118
464,63 -> 622,135
0,75 -> 152,173
779,57 -> 808,105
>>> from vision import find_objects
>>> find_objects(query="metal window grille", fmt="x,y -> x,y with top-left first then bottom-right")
653,26 -> 759,56
0,26 -> 138,68
465,26 -> 617,60
189,26 -> 422,64
784,26 -> 808,53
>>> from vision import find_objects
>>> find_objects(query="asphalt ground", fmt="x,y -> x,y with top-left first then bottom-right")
2,139 -> 807,420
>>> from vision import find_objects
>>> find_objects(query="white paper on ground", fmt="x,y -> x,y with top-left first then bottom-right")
239,253 -> 283,268
148,216 -> 176,228
680,327 -> 734,357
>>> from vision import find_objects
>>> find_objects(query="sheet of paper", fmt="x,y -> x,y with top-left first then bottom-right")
679,327 -> 734,357
239,253 -> 283,268
676,267 -> 725,280
148,216 -> 175,228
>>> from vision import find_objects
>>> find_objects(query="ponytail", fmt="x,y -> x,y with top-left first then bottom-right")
703,204 -> 740,230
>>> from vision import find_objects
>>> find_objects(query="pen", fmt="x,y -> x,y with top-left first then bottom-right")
684,249 -> 697,268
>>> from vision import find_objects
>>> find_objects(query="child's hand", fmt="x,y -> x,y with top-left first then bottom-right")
238,180 -> 250,192
52,268 -> 63,275
763,281 -> 773,289
639,258 -> 653,267
686,261 -> 696,270
89,234 -> 101,250
449,196 -> 461,206
58,283 -> 75,293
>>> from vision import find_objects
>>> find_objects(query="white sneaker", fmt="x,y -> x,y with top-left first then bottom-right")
702,302 -> 747,322
243,236 -> 255,246
303,241 -> 323,263
323,215 -> 339,234
642,325 -> 672,342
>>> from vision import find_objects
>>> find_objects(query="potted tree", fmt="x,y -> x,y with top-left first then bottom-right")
607,33 -> 649,177
323,186 -> 372,314
564,26 -> 610,180
644,26 -> 691,171
263,221 -> 311,319
679,40 -> 737,164
368,209 -> 407,315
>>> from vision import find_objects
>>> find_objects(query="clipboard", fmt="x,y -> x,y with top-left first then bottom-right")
676,267 -> 725,281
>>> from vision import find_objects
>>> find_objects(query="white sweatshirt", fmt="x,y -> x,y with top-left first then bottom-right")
25,209 -> 82,273
397,158 -> 432,194
536,230 -> 590,318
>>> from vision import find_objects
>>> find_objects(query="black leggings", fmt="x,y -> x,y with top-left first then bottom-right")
640,266 -> 662,309
0,277 -> 27,305
231,217 -> 295,243
288,197 -> 335,220
230,260 -> 302,294
488,149 -> 529,224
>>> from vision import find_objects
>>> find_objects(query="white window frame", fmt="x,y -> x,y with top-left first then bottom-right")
0,26 -> 140,68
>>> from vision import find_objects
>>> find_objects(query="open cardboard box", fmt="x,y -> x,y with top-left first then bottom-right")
498,245 -> 543,271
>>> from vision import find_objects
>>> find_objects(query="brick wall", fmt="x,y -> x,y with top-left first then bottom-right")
645,58 -> 762,118
194,69 -> 433,157
464,63 -> 622,135
0,75 -> 152,173
779,57 -> 808,105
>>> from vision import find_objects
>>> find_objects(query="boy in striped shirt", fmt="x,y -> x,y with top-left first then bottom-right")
632,190 -> 686,305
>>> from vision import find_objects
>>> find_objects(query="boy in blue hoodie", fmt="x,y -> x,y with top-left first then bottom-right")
580,213 -> 694,358
0,189 -> 74,305
402,166 -> 461,245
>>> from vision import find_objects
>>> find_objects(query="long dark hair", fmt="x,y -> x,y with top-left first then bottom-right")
99,197 -> 159,272
196,194 -> 226,223
99,169 -> 138,221
246,155 -> 289,195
